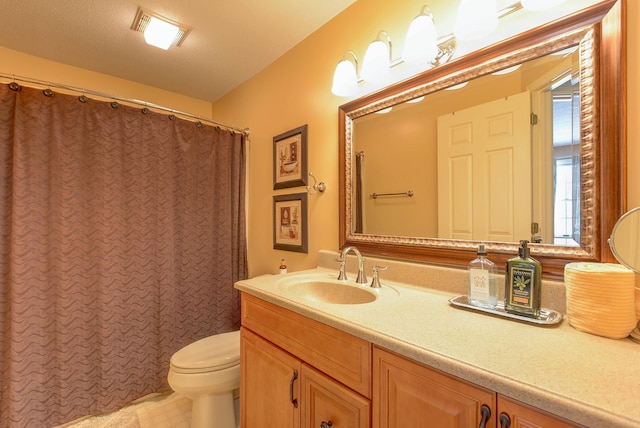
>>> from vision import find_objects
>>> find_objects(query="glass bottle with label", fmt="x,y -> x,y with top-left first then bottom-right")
279,258 -> 287,274
468,244 -> 498,308
505,240 -> 542,318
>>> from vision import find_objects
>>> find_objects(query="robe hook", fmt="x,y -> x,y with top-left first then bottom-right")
306,172 -> 326,195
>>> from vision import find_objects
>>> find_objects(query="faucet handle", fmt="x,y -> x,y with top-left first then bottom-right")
336,258 -> 348,281
370,265 -> 387,288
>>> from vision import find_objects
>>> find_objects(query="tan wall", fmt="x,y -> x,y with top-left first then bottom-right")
1,0 -> 638,277
0,47 -> 213,118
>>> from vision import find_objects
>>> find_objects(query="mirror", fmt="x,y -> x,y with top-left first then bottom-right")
339,1 -> 625,278
609,207 -> 640,273
353,49 -> 581,245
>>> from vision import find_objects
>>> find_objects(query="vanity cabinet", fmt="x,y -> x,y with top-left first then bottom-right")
240,293 -> 581,428
240,293 -> 371,428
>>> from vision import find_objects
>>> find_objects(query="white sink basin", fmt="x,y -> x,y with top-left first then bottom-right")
288,281 -> 377,304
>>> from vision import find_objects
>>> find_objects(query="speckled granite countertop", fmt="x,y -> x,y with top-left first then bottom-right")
235,252 -> 640,428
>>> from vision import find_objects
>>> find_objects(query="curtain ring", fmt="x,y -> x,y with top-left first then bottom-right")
43,88 -> 54,97
79,90 -> 89,103
195,120 -> 202,127
141,107 -> 150,115
111,101 -> 120,109
9,81 -> 21,91
169,114 -> 177,121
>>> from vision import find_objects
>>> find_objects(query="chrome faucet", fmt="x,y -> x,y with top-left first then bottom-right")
338,246 -> 367,285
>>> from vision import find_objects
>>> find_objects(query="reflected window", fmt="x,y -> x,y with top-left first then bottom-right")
552,80 -> 580,246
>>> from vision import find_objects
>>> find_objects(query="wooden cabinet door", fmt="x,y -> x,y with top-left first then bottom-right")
373,346 -> 495,428
497,396 -> 581,428
301,364 -> 371,428
241,327 -> 301,428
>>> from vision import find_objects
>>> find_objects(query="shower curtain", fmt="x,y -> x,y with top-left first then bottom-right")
0,83 -> 247,427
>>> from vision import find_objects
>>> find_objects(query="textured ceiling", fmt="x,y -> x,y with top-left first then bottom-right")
0,0 -> 355,102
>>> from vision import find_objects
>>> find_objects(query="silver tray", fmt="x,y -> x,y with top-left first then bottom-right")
449,295 -> 563,326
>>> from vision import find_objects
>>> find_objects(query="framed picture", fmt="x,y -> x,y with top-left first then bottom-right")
273,193 -> 308,253
273,124 -> 308,189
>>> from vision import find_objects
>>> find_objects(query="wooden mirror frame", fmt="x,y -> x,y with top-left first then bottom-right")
339,0 -> 626,278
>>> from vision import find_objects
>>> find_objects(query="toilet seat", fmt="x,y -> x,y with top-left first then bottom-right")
170,330 -> 240,374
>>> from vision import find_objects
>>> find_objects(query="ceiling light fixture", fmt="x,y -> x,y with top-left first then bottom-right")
131,8 -> 191,50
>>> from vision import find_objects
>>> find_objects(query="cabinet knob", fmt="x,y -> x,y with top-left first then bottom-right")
479,404 -> 491,428
320,422 -> 333,428
499,412 -> 511,428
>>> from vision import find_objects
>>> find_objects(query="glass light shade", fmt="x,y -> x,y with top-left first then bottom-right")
361,39 -> 391,83
331,59 -> 358,97
402,14 -> 438,65
144,17 -> 179,50
521,0 -> 566,11
445,81 -> 468,90
492,64 -> 522,75
454,0 -> 499,41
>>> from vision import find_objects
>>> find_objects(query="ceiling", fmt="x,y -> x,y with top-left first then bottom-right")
0,0 -> 356,102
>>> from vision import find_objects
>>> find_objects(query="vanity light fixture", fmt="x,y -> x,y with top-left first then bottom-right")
402,6 -> 438,65
375,107 -> 393,114
361,31 -> 393,83
491,64 -> 522,75
132,8 -> 191,50
454,0 -> 499,41
331,51 -> 359,97
445,81 -> 469,90
406,96 -> 426,104
330,1 -> 568,97
521,0 -> 567,11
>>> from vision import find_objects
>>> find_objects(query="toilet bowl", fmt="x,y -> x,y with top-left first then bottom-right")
167,330 -> 240,428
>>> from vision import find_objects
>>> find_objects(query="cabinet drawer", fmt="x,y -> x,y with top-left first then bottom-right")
241,293 -> 372,398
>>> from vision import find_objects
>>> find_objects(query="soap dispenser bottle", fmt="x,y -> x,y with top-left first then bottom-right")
505,240 -> 541,318
468,244 -> 498,308
279,258 -> 287,274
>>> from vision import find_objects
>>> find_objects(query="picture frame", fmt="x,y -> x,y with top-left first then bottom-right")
273,192 -> 308,253
273,124 -> 308,189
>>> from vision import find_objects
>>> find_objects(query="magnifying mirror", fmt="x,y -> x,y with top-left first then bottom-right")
609,207 -> 640,273
609,207 -> 640,343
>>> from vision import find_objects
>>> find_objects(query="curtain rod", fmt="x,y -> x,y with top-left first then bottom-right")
0,72 -> 250,136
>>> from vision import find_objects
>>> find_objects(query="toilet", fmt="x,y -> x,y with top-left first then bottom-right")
167,330 -> 240,428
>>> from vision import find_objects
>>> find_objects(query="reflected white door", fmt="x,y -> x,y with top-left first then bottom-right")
437,91 -> 532,242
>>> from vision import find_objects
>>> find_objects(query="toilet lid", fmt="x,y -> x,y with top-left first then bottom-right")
170,330 -> 240,372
